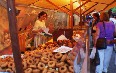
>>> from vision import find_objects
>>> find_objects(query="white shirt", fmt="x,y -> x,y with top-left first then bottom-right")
33,20 -> 46,31
110,18 -> 116,24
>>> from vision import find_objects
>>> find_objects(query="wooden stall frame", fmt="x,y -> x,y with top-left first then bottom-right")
6,0 -> 23,73
100,0 -> 116,12
69,0 -> 74,28
73,0 -> 90,13
46,0 -> 70,15
82,2 -> 98,15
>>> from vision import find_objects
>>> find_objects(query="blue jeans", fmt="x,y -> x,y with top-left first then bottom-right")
96,46 -> 113,73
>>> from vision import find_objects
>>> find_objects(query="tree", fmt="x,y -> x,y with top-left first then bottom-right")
111,7 -> 116,13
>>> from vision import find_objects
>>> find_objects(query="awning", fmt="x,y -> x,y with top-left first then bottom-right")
15,0 -> 116,15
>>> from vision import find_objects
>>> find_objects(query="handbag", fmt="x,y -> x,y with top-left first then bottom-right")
96,22 -> 107,50
114,32 -> 116,38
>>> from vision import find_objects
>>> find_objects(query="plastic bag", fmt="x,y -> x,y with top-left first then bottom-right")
74,55 -> 81,73
90,47 -> 96,59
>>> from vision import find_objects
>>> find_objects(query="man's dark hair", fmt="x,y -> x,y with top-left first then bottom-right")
38,11 -> 47,18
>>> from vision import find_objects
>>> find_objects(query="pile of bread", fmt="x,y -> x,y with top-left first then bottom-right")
0,40 -> 79,73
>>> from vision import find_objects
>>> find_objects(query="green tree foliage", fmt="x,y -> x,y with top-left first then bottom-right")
111,7 -> 116,13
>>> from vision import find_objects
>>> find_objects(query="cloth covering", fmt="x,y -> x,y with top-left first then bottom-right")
57,34 -> 68,41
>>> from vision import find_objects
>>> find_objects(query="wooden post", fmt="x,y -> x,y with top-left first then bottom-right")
6,0 -> 23,73
69,0 -> 73,28
80,2 -> 82,25
79,1 -> 83,27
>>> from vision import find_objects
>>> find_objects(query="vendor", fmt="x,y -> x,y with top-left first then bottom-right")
32,11 -> 47,48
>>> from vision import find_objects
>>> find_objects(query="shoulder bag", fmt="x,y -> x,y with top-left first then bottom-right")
96,22 -> 107,50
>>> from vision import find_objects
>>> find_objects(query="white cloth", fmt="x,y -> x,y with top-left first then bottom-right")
90,47 -> 96,59
33,20 -> 46,48
57,35 -> 68,41
96,46 -> 113,73
33,20 -> 46,31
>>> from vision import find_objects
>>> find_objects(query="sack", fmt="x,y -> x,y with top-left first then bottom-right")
96,38 -> 107,50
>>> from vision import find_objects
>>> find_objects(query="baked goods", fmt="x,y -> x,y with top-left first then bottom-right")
0,40 -> 81,73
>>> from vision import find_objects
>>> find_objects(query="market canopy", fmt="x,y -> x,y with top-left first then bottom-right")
14,0 -> 116,15
0,0 -> 115,29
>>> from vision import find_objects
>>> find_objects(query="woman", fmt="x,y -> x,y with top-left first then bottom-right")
92,12 -> 100,46
32,11 -> 47,48
95,12 -> 115,73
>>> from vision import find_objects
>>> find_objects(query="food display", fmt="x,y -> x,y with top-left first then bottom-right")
0,40 -> 78,73
0,28 -> 87,73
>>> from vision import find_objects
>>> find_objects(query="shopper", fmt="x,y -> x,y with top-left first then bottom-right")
91,12 -> 100,46
110,13 -> 116,33
95,12 -> 115,73
109,12 -> 116,66
32,11 -> 47,48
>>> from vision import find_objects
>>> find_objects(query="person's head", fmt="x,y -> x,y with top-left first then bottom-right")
108,9 -> 112,17
92,12 -> 100,20
38,11 -> 47,20
86,15 -> 92,21
100,12 -> 109,21
112,13 -> 116,18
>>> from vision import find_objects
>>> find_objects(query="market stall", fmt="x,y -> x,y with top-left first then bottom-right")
0,0 -> 116,73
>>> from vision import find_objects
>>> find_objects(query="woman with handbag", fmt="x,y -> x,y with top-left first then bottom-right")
95,12 -> 115,73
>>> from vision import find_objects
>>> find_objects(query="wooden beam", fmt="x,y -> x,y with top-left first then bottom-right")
73,0 -> 90,13
69,0 -> 74,28
6,0 -> 23,73
85,9 -> 95,15
62,6 -> 70,12
60,0 -> 77,8
74,12 -> 80,16
82,2 -> 98,15
100,0 -> 116,12
46,0 -> 70,15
